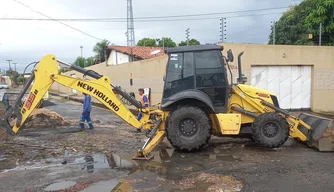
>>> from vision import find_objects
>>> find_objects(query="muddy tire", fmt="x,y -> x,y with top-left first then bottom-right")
166,106 -> 211,151
251,112 -> 289,148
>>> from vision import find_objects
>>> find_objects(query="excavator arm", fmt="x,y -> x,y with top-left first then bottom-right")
0,54 -> 166,159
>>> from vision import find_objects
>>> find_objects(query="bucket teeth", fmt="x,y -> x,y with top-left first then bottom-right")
298,113 -> 334,151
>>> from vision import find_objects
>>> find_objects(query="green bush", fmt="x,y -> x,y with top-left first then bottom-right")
17,76 -> 27,83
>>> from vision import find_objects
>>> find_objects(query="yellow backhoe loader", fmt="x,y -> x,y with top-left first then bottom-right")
1,45 -> 333,160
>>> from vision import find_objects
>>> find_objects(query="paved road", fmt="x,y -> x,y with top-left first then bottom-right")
1,97 -> 334,192
47,97 -> 334,192
46,97 -> 123,124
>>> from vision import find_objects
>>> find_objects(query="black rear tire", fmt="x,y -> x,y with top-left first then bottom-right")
166,106 -> 212,151
251,112 -> 289,148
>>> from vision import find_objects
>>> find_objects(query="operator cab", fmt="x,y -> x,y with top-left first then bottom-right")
161,45 -> 229,113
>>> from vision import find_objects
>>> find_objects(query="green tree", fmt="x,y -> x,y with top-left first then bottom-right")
179,39 -> 200,46
17,76 -> 27,83
85,57 -> 95,67
304,0 -> 334,45
6,69 -> 19,85
93,39 -> 110,62
137,38 -> 157,46
158,37 -> 177,47
268,0 -> 334,45
74,57 -> 86,68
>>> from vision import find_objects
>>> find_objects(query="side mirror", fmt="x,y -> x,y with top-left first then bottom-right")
227,49 -> 234,62
163,76 -> 166,82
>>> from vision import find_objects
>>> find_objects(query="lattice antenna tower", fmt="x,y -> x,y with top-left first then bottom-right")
126,0 -> 136,46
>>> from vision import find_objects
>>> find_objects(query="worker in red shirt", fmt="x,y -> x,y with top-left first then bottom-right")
136,88 -> 149,133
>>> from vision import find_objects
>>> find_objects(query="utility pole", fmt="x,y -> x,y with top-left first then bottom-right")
271,21 -> 276,45
6,60 -> 12,71
162,37 -> 165,49
319,23 -> 322,46
80,46 -> 83,57
220,18 -> 227,42
104,42 -> 109,65
144,40 -> 147,59
13,63 -> 17,72
185,28 -> 190,46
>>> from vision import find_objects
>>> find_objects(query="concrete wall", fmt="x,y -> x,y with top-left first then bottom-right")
220,43 -> 334,113
51,43 -> 334,113
51,56 -> 168,105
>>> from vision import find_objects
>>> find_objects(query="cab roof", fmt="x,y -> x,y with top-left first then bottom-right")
165,44 -> 223,54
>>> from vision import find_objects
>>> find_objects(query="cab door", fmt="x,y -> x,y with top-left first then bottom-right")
194,50 -> 229,112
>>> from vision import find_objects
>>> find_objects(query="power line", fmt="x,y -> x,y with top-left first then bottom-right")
133,6 -> 289,19
0,12 -> 285,23
11,0 -> 102,40
5,6 -> 289,21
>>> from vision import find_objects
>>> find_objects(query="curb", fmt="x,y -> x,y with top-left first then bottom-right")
49,92 -> 139,115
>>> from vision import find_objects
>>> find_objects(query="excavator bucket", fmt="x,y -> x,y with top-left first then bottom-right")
298,113 -> 334,151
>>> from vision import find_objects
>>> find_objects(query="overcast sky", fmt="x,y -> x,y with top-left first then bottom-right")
0,0 -> 300,73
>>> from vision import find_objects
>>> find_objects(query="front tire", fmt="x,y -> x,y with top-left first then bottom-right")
251,112 -> 289,148
166,106 -> 211,151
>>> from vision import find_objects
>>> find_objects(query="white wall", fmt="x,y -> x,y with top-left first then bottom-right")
107,50 -> 130,66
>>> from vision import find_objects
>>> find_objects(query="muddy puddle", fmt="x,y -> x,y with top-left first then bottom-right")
1,147 -> 243,191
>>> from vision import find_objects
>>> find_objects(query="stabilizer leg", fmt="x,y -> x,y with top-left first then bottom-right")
133,130 -> 166,160
133,119 -> 165,160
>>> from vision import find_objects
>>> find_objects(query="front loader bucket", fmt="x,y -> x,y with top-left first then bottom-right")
298,113 -> 334,151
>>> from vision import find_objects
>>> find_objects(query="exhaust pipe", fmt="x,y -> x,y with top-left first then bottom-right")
237,52 -> 247,84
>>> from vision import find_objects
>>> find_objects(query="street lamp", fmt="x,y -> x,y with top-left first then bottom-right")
13,63 -> 17,72
80,46 -> 83,57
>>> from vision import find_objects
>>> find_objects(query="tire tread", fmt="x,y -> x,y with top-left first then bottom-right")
166,105 -> 212,151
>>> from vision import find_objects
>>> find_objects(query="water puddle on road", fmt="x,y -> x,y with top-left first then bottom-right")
74,153 -> 134,173
2,147 -> 243,191
110,148 -> 243,192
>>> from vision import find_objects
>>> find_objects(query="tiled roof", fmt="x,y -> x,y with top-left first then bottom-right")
107,45 -> 165,59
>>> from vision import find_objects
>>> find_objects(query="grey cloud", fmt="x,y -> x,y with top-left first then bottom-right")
0,0 -> 297,71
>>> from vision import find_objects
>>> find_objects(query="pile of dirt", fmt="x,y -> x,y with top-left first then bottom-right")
21,108 -> 73,129
125,172 -> 243,192
171,173 -> 243,192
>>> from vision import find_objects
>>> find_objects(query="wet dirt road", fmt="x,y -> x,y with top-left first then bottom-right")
1,97 -> 334,192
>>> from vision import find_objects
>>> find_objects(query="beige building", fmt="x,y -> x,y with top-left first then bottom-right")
51,43 -> 334,113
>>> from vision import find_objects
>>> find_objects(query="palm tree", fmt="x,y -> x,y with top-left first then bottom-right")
93,39 -> 110,62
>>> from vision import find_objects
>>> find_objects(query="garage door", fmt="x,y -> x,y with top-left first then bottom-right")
251,66 -> 311,110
